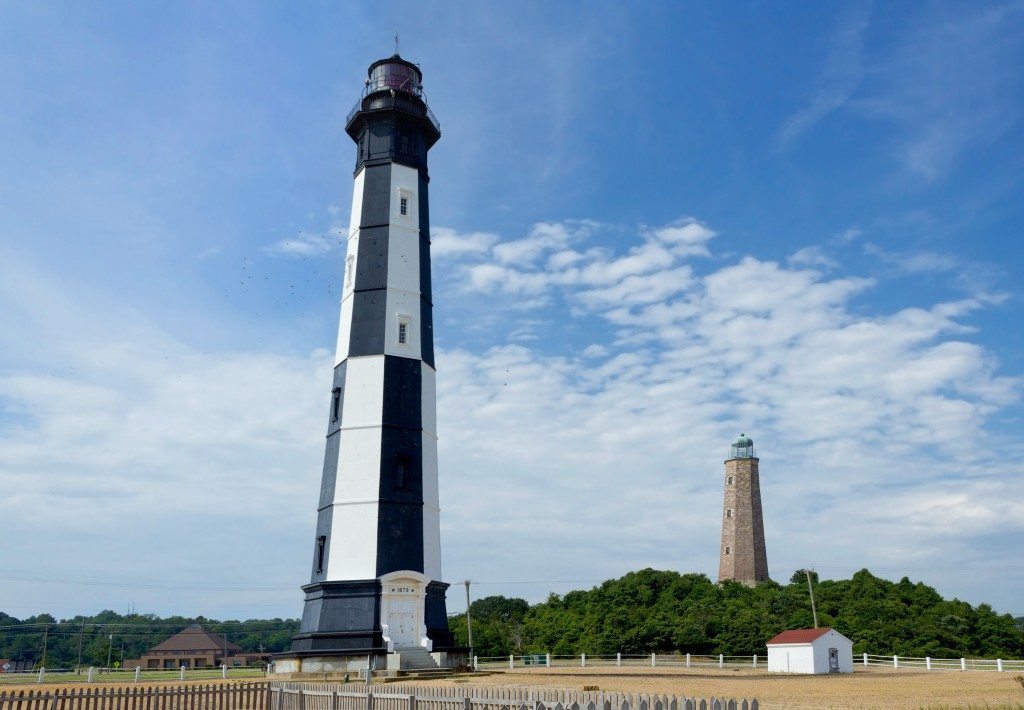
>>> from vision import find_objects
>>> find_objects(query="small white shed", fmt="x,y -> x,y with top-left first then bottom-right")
766,628 -> 854,674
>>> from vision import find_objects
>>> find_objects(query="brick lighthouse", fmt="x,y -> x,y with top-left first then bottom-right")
275,55 -> 462,674
717,434 -> 769,586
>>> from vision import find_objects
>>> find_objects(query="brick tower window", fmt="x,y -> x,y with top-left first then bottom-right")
725,546 -> 731,555
726,509 -> 733,518
727,476 -> 734,485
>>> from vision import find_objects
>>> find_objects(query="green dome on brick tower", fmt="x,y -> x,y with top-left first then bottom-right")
730,433 -> 756,459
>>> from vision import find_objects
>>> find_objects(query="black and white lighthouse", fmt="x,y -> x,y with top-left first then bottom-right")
276,55 -> 460,674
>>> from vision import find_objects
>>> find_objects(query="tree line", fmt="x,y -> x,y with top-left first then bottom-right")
447,568 -> 1024,659
0,610 -> 299,668
4,569 -> 1019,668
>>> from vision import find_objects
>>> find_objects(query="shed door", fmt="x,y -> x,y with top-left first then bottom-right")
828,647 -> 839,672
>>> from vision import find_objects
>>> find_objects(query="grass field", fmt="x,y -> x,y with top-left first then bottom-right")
422,666 -> 1024,710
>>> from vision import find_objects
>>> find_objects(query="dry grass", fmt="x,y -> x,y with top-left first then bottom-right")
421,666 -> 1024,710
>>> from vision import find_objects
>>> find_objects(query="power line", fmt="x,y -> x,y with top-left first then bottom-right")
0,618 -> 302,627
0,574 -> 294,592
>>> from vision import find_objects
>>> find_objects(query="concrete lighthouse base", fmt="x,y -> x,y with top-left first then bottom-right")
270,650 -> 469,678
270,574 -> 467,677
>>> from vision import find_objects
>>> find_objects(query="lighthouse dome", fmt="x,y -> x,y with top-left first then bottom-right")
729,433 -> 756,459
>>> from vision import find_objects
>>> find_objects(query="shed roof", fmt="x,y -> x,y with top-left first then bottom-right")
766,627 -> 834,645
148,625 -> 241,653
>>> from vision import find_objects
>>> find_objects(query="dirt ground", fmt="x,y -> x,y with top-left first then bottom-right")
2,667 -> 1022,709
421,666 -> 1024,710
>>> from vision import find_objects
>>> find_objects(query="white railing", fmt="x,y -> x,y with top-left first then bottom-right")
473,652 -> 1024,673
0,665 -> 266,685
861,653 -> 1024,672
475,654 -> 756,670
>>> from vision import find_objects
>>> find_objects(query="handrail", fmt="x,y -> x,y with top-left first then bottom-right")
345,90 -> 441,135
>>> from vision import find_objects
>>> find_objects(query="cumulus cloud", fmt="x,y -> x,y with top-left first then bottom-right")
430,217 -> 1022,606
457,218 -> 714,309
788,246 -> 839,270
0,214 -> 1020,617
0,256 -> 326,615
430,227 -> 500,258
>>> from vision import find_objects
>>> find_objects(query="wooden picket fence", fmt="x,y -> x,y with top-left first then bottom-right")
269,683 -> 758,710
0,683 -> 758,710
0,681 -> 268,710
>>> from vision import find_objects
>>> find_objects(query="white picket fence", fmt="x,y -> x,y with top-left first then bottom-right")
270,683 -> 757,710
474,652 -> 1024,673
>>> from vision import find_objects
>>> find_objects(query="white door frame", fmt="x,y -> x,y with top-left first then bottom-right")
379,570 -> 432,652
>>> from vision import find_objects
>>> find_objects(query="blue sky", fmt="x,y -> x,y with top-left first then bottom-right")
1,1 -> 1023,622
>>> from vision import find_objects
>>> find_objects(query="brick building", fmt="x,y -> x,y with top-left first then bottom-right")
123,625 -> 268,670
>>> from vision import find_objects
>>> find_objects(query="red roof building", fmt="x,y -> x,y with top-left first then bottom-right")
766,627 -> 854,674
766,627 -> 834,645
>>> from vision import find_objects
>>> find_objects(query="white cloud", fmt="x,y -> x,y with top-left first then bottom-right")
430,227 -> 500,258
788,246 -> 839,270
431,218 -> 1022,608
852,4 -> 1021,180
0,213 -> 1021,618
776,3 -> 872,148
492,220 -> 598,264
461,218 -> 716,312
833,227 -> 863,243
648,219 -> 717,257
262,231 -> 342,257
864,242 -> 960,274
0,256 -> 326,616
262,210 -> 347,258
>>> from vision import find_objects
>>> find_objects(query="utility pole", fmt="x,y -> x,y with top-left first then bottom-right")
464,580 -> 473,656
40,625 -> 49,668
804,569 -> 819,629
76,620 -> 86,672
224,633 -> 229,666
106,633 -> 113,670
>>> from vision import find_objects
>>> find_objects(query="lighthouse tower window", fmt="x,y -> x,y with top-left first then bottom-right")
315,535 -> 326,574
394,454 -> 412,489
331,388 -> 341,422
726,509 -> 734,519
397,315 -> 410,345
399,196 -> 408,216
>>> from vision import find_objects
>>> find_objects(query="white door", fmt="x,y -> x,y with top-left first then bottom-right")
388,599 -> 417,647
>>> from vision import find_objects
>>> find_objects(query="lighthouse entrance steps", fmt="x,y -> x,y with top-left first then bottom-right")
396,646 -> 440,670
